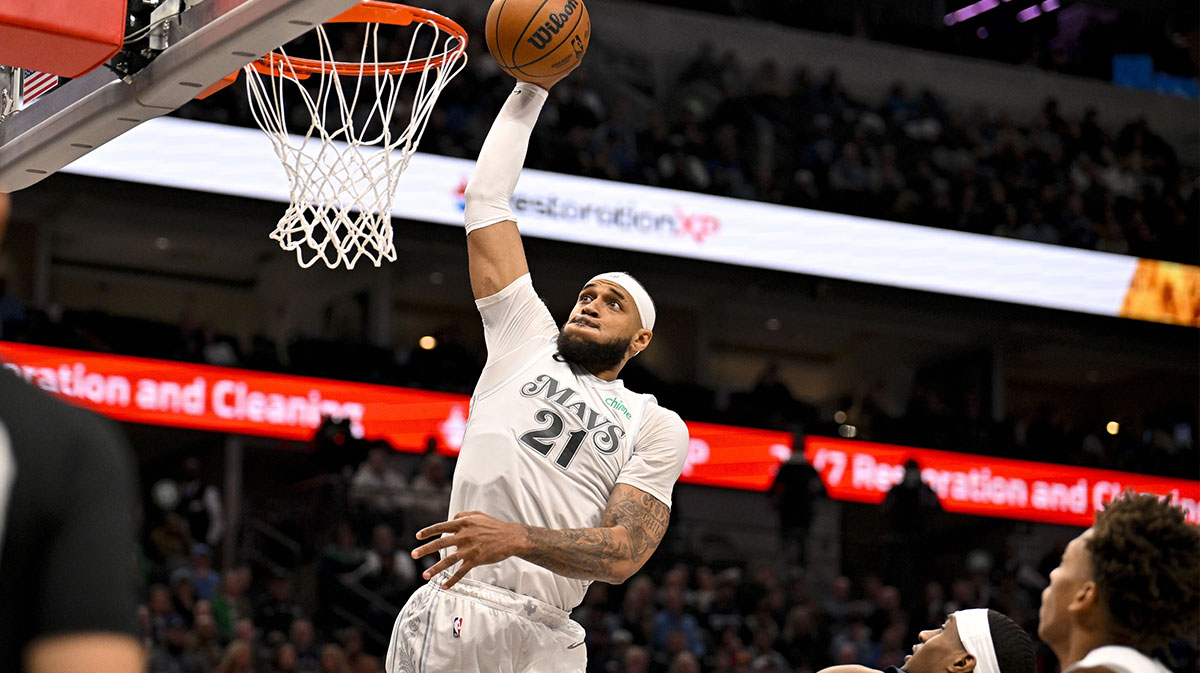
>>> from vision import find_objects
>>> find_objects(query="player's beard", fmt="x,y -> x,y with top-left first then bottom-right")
556,329 -> 631,372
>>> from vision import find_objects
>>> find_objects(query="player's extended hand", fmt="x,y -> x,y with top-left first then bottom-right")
412,511 -> 525,589
519,69 -> 573,90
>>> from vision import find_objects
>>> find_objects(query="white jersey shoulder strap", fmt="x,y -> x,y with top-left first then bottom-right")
1068,646 -> 1171,673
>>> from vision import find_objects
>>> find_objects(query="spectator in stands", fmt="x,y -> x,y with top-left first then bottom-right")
342,523 -> 418,605
317,522 -> 367,623
710,627 -> 750,671
322,522 -> 368,575
750,618 -> 790,666
743,570 -> 787,643
289,618 -> 321,673
623,645 -> 651,673
668,651 -> 701,673
405,450 -> 452,538
151,511 -> 198,574
169,576 -> 198,628
829,141 -> 873,205
232,618 -> 273,672
820,576 -> 857,634
317,644 -> 352,673
347,446 -> 408,530
918,581 -> 950,638
944,577 -> 983,616
171,543 -> 222,602
336,627 -> 365,670
876,622 -> 909,669
256,574 -> 302,640
664,566 -> 698,609
652,586 -> 706,659
176,456 -> 225,549
768,448 -> 826,566
616,575 -> 657,645
881,460 -> 943,601
353,654 -> 384,673
271,643 -> 299,673
147,583 -> 183,644
194,613 -> 224,671
211,565 -> 253,641
215,640 -> 256,673
779,604 -> 826,671
866,584 -> 907,642
579,611 -> 617,672
148,613 -> 206,673
703,569 -> 744,636
830,617 -> 876,667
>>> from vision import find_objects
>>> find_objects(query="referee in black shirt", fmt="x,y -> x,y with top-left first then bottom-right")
0,192 -> 143,672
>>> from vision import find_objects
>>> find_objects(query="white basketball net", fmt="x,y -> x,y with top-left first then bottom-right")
244,16 -> 466,269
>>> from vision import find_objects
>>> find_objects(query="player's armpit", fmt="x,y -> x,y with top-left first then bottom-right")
600,483 -> 671,573
26,633 -> 145,673
466,220 -> 530,299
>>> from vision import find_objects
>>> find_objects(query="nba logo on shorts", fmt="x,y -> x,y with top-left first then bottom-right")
452,617 -> 463,638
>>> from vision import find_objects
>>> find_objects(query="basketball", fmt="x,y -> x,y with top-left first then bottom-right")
485,0 -> 591,86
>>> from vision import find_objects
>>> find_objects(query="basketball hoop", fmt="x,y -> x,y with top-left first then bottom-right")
244,1 -> 468,269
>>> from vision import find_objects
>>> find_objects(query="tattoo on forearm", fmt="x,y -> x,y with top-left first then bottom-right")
521,527 -> 631,581
519,486 -> 670,582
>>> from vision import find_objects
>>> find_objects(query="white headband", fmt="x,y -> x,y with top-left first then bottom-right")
954,609 -> 1001,673
587,272 -> 656,331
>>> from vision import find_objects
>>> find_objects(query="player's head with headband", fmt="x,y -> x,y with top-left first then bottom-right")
903,609 -> 1034,673
558,272 -> 656,378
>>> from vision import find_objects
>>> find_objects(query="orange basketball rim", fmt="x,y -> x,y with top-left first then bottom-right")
250,1 -> 468,79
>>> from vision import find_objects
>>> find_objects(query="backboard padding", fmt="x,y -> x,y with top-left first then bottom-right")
0,0 -> 360,193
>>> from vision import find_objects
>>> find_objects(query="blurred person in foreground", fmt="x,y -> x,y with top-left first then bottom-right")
1038,493 -> 1199,673
0,191 -> 144,672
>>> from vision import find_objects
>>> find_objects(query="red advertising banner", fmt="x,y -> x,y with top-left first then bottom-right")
676,420 -> 794,492
3,342 -> 1195,526
0,341 -> 468,450
0,342 -> 792,475
804,436 -> 1200,527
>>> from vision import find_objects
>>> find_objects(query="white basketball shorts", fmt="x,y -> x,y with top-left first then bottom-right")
385,575 -> 587,673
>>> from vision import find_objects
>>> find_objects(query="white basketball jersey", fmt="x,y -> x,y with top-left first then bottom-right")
448,274 -> 689,611
1066,646 -> 1171,673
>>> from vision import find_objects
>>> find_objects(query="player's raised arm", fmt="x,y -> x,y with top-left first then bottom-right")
462,82 -> 538,299
464,69 -> 579,299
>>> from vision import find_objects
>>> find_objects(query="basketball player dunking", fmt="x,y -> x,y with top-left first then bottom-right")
383,67 -> 689,673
